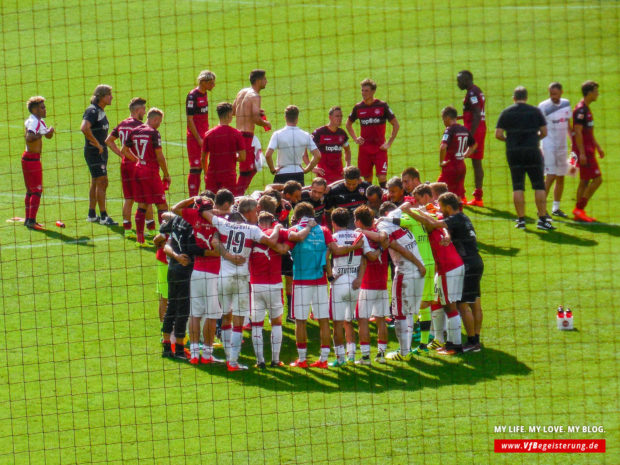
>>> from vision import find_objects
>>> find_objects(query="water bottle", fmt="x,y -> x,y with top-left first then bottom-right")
564,308 -> 574,330
556,305 -> 565,330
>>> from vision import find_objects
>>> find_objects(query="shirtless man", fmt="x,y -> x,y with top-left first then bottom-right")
22,96 -> 54,229
232,69 -> 271,195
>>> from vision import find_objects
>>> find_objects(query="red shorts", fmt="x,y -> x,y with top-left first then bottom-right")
578,153 -> 601,180
120,162 -> 135,200
187,135 -> 202,169
468,124 -> 486,160
358,144 -> 388,178
205,171 -> 237,194
22,152 -> 42,194
437,160 -> 466,198
134,167 -> 166,205
238,132 -> 255,172
318,161 -> 343,185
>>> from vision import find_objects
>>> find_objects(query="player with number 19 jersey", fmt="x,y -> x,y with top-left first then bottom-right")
438,123 -> 475,199
111,117 -> 143,200
124,124 -> 166,205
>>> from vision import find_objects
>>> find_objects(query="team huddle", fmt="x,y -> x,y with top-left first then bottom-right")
20,69 -> 604,370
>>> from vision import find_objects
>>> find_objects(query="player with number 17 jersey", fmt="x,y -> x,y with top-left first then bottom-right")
124,123 -> 166,205
111,117 -> 143,200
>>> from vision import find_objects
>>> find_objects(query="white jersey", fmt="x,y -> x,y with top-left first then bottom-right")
538,98 -> 571,153
267,125 -> 318,174
331,229 -> 372,278
24,114 -> 49,150
211,216 -> 265,277
377,215 -> 424,277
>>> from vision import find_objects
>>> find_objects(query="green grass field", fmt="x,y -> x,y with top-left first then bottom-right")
1,0 -> 619,463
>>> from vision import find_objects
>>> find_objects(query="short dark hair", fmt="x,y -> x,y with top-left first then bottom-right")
401,167 -> 420,180
360,78 -> 377,91
249,69 -> 266,84
430,182 -> 448,196
129,97 -> 147,111
413,184 -> 432,198
331,208 -> 351,228
258,194 -> 278,214
458,70 -> 473,81
438,192 -> 461,211
285,105 -> 299,123
311,177 -> 327,188
215,189 -> 235,208
344,166 -> 361,180
258,211 -> 275,226
386,176 -> 403,190
513,86 -> 528,101
264,188 -> 282,204
292,202 -> 315,222
216,102 -> 233,119
283,180 -> 302,196
581,80 -> 599,97
354,205 -> 374,227
328,106 -> 342,116
199,189 -> 215,200
228,212 -> 245,223
27,96 -> 45,113
378,201 -> 397,216
365,184 -> 383,199
441,106 -> 458,119
548,82 -> 562,91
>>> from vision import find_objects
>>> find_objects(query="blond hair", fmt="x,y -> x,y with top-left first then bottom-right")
147,107 -> 164,119
27,96 -> 45,113
197,70 -> 216,83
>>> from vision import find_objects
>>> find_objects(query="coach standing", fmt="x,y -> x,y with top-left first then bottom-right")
265,105 -> 321,184
81,84 -> 117,225
495,86 -> 554,231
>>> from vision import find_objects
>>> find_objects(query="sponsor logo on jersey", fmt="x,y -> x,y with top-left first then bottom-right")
187,100 -> 194,108
324,145 -> 342,152
360,117 -> 382,125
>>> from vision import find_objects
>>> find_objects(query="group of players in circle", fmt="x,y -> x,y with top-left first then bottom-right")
20,69 -> 603,369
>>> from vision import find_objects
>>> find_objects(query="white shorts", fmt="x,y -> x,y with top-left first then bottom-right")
542,147 -> 570,176
292,283 -> 329,321
356,289 -> 390,319
218,274 -> 251,317
190,270 -> 221,319
435,266 -> 465,305
392,272 -> 425,318
330,275 -> 360,321
250,283 -> 284,323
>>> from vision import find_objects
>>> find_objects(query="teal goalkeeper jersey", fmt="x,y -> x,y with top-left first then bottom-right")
398,213 -> 434,266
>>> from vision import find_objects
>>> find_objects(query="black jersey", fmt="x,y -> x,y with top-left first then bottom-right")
443,212 -> 482,267
82,104 -> 109,148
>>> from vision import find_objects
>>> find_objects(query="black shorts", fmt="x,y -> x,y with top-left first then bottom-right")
85,147 -> 108,178
274,171 -> 305,185
459,261 -> 483,304
281,251 -> 293,277
507,151 -> 545,191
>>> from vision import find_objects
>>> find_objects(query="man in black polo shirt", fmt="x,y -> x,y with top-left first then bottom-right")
300,177 -> 328,225
81,84 -> 117,225
326,166 -> 370,228
495,86 -> 554,231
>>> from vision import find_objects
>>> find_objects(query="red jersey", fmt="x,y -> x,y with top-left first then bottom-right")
428,228 -> 463,274
441,123 -> 475,162
360,229 -> 389,291
312,125 -> 349,173
348,99 -> 395,147
181,208 -> 221,274
111,117 -> 143,165
462,84 -> 486,129
186,87 -> 209,136
571,99 -> 595,153
124,124 -> 162,171
156,246 -> 167,264
202,124 -> 245,174
249,228 -> 289,285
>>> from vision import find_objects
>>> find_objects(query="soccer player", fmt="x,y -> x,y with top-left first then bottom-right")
186,70 -> 216,196
312,106 -> 351,184
105,97 -> 153,233
539,82 -> 572,218
300,177 -> 328,225
265,105 -> 321,184
430,182 -> 448,202
326,166 -> 371,227
364,185 -> 384,216
81,84 -> 116,225
438,106 -> 477,201
153,233 -> 169,324
202,102 -> 246,193
401,167 -> 421,197
200,197 -> 278,371
287,202 -> 362,368
386,176 -> 406,206
329,208 -> 375,367
233,69 -> 271,195
22,96 -> 54,230
457,70 -> 486,206
572,80 -> 604,222
495,86 -> 554,231
407,192 -> 483,352
346,79 -> 399,187
122,108 -> 172,244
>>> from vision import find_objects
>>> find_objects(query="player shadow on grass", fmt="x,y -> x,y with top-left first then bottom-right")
37,228 -> 94,247
190,322 -> 531,393
524,228 -> 598,247
464,205 -> 516,222
560,220 -> 620,238
477,240 -> 520,257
